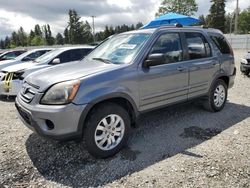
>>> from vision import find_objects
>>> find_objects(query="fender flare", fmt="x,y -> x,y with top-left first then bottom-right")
76,92 -> 139,135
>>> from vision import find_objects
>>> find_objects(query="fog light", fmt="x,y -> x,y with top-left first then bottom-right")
45,120 -> 54,130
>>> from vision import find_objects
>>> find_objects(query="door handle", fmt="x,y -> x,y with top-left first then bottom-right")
177,67 -> 187,72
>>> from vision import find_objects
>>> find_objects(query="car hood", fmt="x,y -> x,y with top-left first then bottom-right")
22,64 -> 51,78
0,59 -> 19,70
244,52 -> 250,59
25,60 -> 124,92
2,61 -> 35,72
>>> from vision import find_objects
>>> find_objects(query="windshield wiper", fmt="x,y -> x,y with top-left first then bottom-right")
92,57 -> 112,64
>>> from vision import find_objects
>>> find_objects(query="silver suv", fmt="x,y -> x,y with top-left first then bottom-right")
15,26 -> 236,158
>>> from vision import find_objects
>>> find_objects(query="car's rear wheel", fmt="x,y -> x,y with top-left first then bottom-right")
84,103 -> 131,158
203,79 -> 228,112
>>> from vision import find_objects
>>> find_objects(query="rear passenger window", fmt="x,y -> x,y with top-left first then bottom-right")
149,33 -> 183,64
70,49 -> 86,61
209,33 -> 231,54
56,49 -> 85,63
57,51 -> 71,63
185,32 -> 211,60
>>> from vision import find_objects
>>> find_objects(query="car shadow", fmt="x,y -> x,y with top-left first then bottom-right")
25,102 -> 250,187
0,95 -> 16,102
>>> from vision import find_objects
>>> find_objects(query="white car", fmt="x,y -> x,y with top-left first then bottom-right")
240,51 -> 250,75
0,48 -> 52,70
0,46 -> 94,96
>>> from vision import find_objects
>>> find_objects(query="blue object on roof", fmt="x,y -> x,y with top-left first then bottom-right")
141,13 -> 200,29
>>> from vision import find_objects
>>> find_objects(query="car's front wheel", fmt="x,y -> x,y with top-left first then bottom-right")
203,79 -> 228,112
84,103 -> 131,158
244,70 -> 250,76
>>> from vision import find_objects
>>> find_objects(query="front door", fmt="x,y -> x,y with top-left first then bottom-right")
138,32 -> 189,111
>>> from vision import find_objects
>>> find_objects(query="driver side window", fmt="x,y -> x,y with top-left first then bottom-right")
149,33 -> 183,65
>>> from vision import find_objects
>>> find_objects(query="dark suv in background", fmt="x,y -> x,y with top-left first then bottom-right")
16,26 -> 236,158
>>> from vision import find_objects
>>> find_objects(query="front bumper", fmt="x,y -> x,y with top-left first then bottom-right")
15,95 -> 87,140
228,67 -> 236,89
0,79 -> 22,96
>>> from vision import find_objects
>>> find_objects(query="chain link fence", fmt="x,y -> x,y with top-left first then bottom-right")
225,34 -> 250,51
1,34 -> 250,53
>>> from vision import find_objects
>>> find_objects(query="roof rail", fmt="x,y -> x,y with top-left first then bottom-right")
140,23 -> 184,29
200,25 -> 208,29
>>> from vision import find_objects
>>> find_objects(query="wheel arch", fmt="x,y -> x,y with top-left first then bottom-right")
77,93 -> 139,135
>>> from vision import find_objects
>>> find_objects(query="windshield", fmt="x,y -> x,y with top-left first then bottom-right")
33,49 -> 63,63
86,33 -> 151,64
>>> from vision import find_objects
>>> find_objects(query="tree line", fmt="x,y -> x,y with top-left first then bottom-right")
1,0 -> 250,49
156,0 -> 250,34
0,9 -> 143,49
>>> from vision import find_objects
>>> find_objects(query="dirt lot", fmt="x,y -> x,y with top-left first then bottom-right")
0,50 -> 249,188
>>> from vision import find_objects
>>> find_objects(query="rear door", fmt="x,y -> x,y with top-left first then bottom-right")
208,32 -> 235,76
138,32 -> 189,111
183,32 -> 220,99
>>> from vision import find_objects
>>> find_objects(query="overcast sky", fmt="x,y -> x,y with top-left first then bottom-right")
0,0 -> 249,39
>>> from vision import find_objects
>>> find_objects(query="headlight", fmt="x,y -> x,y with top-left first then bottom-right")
41,80 -> 80,105
241,58 -> 248,64
13,71 -> 25,79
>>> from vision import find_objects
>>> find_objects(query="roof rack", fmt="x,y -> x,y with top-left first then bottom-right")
141,23 -> 213,30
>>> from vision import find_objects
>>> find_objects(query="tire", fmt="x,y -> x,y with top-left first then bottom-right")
84,102 -> 131,158
203,79 -> 228,112
244,70 -> 250,76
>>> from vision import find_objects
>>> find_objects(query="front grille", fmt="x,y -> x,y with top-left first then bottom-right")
0,72 -> 6,81
15,103 -> 31,125
20,82 -> 38,103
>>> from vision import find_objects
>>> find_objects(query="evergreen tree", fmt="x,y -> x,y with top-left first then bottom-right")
64,28 -> 69,44
156,0 -> 198,17
17,27 -> 28,46
28,30 -> 36,46
43,24 -> 54,45
198,15 -> 206,25
10,31 -> 19,47
239,7 -> 250,34
67,9 -> 83,44
136,22 -> 143,29
34,24 -> 43,37
0,40 -> 4,49
56,33 -> 64,45
207,0 -> 226,32
103,26 -> 111,39
81,21 -> 93,43
4,36 -> 11,49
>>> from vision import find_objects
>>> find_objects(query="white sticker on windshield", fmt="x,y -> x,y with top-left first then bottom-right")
118,44 -> 137,49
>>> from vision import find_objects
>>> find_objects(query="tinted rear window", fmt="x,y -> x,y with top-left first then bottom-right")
185,32 -> 212,60
209,33 -> 231,54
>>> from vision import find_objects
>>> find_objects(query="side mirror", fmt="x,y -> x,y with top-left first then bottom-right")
143,53 -> 165,68
52,58 -> 61,64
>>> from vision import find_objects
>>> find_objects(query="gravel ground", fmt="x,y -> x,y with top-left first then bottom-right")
0,50 -> 249,188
